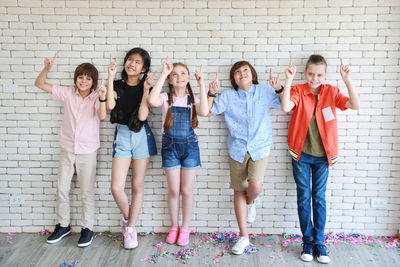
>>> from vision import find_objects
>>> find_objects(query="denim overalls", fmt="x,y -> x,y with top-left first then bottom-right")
161,95 -> 201,170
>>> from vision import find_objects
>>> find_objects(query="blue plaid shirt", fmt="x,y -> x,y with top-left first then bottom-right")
211,84 -> 281,163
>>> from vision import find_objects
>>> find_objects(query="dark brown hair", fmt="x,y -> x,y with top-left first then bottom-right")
121,47 -> 151,82
229,61 -> 258,90
73,63 -> 98,91
163,63 -> 198,132
305,54 -> 327,71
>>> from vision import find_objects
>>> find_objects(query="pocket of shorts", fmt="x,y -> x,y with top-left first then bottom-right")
187,135 -> 199,149
162,136 -> 173,150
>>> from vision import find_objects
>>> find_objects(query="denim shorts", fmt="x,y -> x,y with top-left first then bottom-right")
161,134 -> 201,170
113,123 -> 157,159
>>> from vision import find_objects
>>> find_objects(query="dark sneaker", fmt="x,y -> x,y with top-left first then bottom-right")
77,227 -> 94,247
315,244 -> 331,264
300,242 -> 314,262
46,224 -> 71,244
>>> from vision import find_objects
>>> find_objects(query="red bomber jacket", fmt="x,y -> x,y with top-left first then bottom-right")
288,83 -> 349,166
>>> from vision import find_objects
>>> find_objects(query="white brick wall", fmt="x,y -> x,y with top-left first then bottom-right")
0,0 -> 399,235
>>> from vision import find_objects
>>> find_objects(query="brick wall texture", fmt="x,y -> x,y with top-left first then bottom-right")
1,0 -> 399,235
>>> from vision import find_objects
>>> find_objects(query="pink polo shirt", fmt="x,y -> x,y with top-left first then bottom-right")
52,85 -> 100,154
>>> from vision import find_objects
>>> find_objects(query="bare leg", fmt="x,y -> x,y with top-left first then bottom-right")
234,190 -> 248,238
110,158 -> 131,220
180,169 -> 195,229
166,169 -> 181,227
245,179 -> 263,204
128,157 -> 150,227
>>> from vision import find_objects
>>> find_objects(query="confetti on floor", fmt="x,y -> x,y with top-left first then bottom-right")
59,259 -> 78,267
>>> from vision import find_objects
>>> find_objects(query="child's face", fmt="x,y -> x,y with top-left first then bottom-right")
75,74 -> 93,92
168,65 -> 190,89
305,63 -> 327,90
233,65 -> 253,89
124,54 -> 145,76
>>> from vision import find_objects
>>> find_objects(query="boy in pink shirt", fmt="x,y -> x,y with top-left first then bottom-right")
35,52 -> 107,247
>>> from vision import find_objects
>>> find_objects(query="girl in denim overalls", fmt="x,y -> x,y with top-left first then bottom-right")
148,58 -> 209,246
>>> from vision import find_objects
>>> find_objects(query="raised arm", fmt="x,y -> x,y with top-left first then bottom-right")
138,72 -> 156,121
281,59 -> 297,112
97,78 -> 107,120
194,65 -> 209,117
147,57 -> 173,107
106,54 -> 118,110
340,58 -> 360,110
34,52 -> 57,93
269,68 -> 284,101
207,72 -> 219,116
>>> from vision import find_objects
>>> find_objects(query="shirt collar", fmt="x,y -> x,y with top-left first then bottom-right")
302,83 -> 325,96
74,87 -> 97,100
237,84 -> 255,97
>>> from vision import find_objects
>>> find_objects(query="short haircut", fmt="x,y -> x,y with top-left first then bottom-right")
229,61 -> 258,90
73,63 -> 98,91
305,54 -> 327,71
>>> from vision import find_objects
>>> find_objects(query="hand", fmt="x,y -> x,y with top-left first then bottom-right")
144,72 -> 156,93
194,65 -> 204,85
208,72 -> 219,94
44,52 -> 57,70
269,68 -> 281,91
98,78 -> 106,99
162,56 -> 173,76
340,58 -> 351,81
285,59 -> 296,81
108,54 -> 117,78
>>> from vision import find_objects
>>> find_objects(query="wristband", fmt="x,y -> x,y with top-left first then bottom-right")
207,91 -> 217,97
99,98 -> 107,102
275,86 -> 284,94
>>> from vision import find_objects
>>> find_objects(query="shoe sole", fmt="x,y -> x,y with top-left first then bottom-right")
46,230 -> 71,244
124,242 -> 138,249
231,250 -> 245,255
77,236 -> 93,248
176,242 -> 189,246
317,257 -> 331,264
300,255 -> 314,262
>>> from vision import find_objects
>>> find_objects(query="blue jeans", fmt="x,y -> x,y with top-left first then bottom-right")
292,153 -> 329,245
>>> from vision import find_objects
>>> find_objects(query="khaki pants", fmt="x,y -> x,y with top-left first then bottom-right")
57,148 -> 97,230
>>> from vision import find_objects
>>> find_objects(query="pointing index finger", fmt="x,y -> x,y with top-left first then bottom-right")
53,52 -> 58,60
289,59 -> 293,67
216,71 -> 219,81
269,68 -> 272,80
340,58 -> 343,66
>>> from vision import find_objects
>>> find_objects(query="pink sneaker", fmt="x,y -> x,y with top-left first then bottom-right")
166,226 -> 179,244
121,216 -> 128,235
124,226 -> 138,249
176,227 -> 190,246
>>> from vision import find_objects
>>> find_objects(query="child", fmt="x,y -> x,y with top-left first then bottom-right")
281,55 -> 360,263
34,52 -> 107,247
147,58 -> 209,246
208,61 -> 284,255
106,48 -> 157,249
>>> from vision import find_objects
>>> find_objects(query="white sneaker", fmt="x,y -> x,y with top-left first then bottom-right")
247,203 -> 256,223
232,236 -> 250,255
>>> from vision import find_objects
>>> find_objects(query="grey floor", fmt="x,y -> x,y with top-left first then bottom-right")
0,232 -> 399,267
